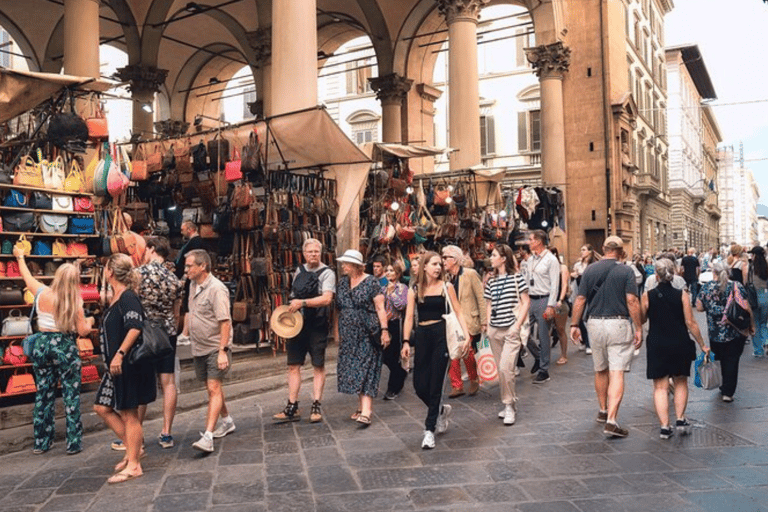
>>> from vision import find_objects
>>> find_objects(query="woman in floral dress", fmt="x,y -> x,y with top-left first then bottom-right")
334,250 -> 390,427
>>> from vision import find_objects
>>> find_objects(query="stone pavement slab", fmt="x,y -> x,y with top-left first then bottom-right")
0,311 -> 767,511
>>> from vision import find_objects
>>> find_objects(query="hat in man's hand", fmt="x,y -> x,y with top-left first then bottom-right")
270,306 -> 304,339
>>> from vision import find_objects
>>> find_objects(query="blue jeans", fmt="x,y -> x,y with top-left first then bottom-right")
752,289 -> 768,356
688,281 -> 700,303
529,297 -> 553,373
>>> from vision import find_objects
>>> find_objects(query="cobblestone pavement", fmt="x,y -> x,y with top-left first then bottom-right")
2,312 -> 768,511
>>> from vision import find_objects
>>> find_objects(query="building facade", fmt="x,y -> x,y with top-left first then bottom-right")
718,146 -> 758,246
700,105 -> 722,251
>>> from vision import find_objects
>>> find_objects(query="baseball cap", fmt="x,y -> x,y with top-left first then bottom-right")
603,236 -> 624,250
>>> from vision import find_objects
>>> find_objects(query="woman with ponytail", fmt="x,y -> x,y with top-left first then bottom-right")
94,254 -> 156,484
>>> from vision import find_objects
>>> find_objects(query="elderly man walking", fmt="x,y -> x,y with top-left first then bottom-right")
570,236 -> 643,437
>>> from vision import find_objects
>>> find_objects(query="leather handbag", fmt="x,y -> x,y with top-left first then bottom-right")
80,280 -> 100,302
41,154 -> 65,191
77,337 -> 94,358
175,141 -> 193,182
1,309 -> 33,336
66,241 -> 88,257
434,184 -> 451,206
127,318 -> 173,365
225,147 -> 243,182
131,145 -> 148,181
85,97 -> 109,140
30,191 -> 52,210
107,144 -> 131,197
109,209 -> 146,267
39,214 -> 68,234
44,261 -> 60,276
4,189 -> 27,207
68,216 -> 95,234
6,261 -> 20,277
73,196 -> 94,213
23,288 -> 34,304
33,240 -> 52,256
63,160 -> 85,193
0,261 -> 6,277
199,224 -> 216,238
13,155 -> 44,188
192,140 -> 208,172
3,212 -> 36,232
52,238 -> 67,256
15,234 -> 31,255
0,286 -> 23,305
81,364 -> 99,383
5,373 -> 36,395
93,143 -> 113,197
3,341 -> 27,365
52,195 -> 73,212
207,136 -> 230,171
83,153 -> 98,193
146,144 -> 163,174
1,240 -> 12,254
0,163 -> 12,184
124,201 -> 150,232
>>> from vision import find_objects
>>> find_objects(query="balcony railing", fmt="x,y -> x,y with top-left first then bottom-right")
635,172 -> 662,197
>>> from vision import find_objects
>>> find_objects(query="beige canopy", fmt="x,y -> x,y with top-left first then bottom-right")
360,142 -> 448,160
0,69 -> 112,124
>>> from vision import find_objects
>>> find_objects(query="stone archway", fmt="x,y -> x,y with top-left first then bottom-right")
0,11 -> 40,71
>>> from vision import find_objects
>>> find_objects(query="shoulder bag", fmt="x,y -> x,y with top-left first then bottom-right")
15,234 -> 31,255
52,195 -> 73,212
3,340 -> 27,366
745,263 -> 759,311
85,96 -> 109,140
63,159 -> 85,193
442,283 -> 465,360
723,283 -> 751,333
93,143 -> 113,197
107,144 -> 131,197
127,317 -> 173,365
39,213 -> 68,234
3,211 -> 36,232
4,189 -> 27,208
74,196 -> 94,213
225,147 -> 243,182
13,155 -> 44,188
1,309 -> 33,336
131,145 -> 148,181
29,191 -> 52,210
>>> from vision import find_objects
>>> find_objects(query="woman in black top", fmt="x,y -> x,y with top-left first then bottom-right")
402,252 -> 470,450
94,254 -> 156,484
641,258 -> 708,439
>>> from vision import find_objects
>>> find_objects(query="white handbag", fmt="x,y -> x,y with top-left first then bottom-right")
1,309 -> 33,337
41,156 -> 65,191
52,195 -> 73,212
39,214 -> 69,234
513,277 -> 531,344
443,283 -> 465,360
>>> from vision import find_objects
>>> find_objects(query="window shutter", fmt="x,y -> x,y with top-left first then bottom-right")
515,29 -> 525,68
486,116 -> 496,155
480,116 -> 487,156
518,112 -> 528,151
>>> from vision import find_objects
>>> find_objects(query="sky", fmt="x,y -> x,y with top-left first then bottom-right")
665,0 -> 768,205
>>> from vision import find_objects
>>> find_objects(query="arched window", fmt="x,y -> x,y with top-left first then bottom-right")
220,66 -> 257,124
346,110 -> 380,144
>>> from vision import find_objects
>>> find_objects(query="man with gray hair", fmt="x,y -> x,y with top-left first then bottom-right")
273,238 -> 336,424
526,230 -> 561,384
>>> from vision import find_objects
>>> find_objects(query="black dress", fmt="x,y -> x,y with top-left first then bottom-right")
645,282 -> 696,379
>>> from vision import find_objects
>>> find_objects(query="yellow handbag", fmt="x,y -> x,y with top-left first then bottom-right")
63,160 -> 84,193
52,238 -> 67,257
84,153 -> 98,193
13,155 -> 44,188
23,288 -> 34,304
15,235 -> 31,256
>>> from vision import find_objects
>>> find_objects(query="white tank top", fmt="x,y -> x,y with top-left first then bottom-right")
35,289 -> 60,331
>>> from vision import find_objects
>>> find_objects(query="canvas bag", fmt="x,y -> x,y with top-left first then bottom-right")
442,283 -> 465,360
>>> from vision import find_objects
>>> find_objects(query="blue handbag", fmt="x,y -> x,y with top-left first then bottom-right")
4,189 -> 27,208
68,216 -> 95,234
33,240 -> 52,256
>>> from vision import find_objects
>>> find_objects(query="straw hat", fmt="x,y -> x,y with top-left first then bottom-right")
270,305 -> 304,339
336,249 -> 365,266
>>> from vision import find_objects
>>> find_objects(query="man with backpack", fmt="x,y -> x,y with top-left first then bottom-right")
273,238 -> 336,423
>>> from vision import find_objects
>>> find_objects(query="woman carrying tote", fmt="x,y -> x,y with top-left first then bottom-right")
641,258 -> 709,439
13,246 -> 94,455
483,244 -> 530,426
696,260 -> 754,402
402,252 -> 470,449
94,254 -> 156,484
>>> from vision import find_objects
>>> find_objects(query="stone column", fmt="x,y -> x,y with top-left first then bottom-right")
525,42 -> 570,187
116,65 -> 169,139
63,0 -> 99,78
248,28 -> 271,117
369,74 -> 413,143
272,0 -> 317,116
437,0 -> 488,170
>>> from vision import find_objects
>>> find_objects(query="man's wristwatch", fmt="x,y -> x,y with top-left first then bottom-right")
219,346 -> 230,353
302,300 -> 307,308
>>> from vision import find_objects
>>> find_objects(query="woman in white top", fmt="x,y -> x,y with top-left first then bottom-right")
483,244 -> 530,425
13,246 -> 94,455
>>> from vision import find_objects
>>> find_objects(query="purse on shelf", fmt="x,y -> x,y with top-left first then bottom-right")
13,155 -> 44,188
3,341 -> 27,365
77,337 -> 94,358
63,159 -> 85,193
1,240 -> 12,254
73,196 -> 94,213
5,372 -> 36,394
1,309 -> 33,336
33,240 -> 52,256
4,189 -> 27,208
30,191 -> 52,210
6,261 -> 20,278
81,364 -> 99,383
15,234 -> 31,255
66,241 -> 88,257
39,214 -> 69,234
52,238 -> 67,257
0,261 -> 6,277
0,285 -> 23,305
68,216 -> 95,234
41,153 -> 65,191
2,212 -> 36,232
52,195 -> 73,212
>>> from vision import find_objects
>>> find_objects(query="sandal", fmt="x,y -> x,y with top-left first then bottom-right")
356,415 -> 372,427
350,410 -> 362,420
114,459 -> 129,473
556,358 -> 568,365
107,471 -> 143,484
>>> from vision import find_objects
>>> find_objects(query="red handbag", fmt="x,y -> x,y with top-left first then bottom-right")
80,283 -> 99,302
6,261 -> 20,278
225,148 -> 242,182
3,342 -> 27,366
66,242 -> 88,257
74,196 -> 94,213
81,364 -> 99,384
5,372 -> 36,394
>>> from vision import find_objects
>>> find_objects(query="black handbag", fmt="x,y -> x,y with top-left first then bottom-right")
724,285 -> 751,332
192,141 -> 208,173
233,323 -> 257,345
128,318 -> 173,365
3,212 -> 36,232
0,286 -> 23,305
207,137 -> 230,171
30,192 -> 52,210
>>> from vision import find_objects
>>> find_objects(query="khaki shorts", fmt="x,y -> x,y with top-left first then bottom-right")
194,349 -> 231,382
586,318 -> 634,372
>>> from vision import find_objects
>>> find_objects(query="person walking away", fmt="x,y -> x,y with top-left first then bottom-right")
697,260 -> 754,401
727,244 -> 746,284
681,248 -> 701,302
526,230 -> 561,383
641,258 -> 709,439
402,252 -> 470,449
381,262 -> 408,400
746,246 -> 768,357
93,254 -> 156,483
13,247 -> 94,455
549,247 -> 571,365
334,250 -> 390,427
483,244 -> 530,425
442,245 -> 486,398
184,249 -> 235,452
137,237 -> 182,448
570,236 -> 643,438
273,239 -> 336,423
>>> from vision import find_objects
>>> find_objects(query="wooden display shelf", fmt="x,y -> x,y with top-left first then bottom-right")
0,363 -> 32,370
0,206 -> 95,216
0,254 -> 95,259
0,183 -> 91,198
0,232 -> 99,238
0,300 -> 99,310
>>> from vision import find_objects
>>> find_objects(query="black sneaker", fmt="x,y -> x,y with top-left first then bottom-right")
383,391 -> 398,400
595,410 -> 608,423
530,359 -> 540,374
532,371 -> 550,384
675,418 -> 691,434
659,427 -> 673,439
603,422 -> 629,438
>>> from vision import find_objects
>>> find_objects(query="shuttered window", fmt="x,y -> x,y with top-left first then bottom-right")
518,110 -> 541,152
480,115 -> 496,156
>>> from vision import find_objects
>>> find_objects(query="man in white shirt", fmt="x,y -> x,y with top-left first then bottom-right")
526,230 -> 561,384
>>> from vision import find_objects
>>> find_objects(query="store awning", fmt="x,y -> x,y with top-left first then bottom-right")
360,142 -> 449,160
0,68 -> 112,124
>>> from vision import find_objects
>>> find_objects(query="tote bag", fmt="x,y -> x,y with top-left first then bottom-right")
476,335 -> 498,387
442,283 -> 465,360
694,351 -> 722,390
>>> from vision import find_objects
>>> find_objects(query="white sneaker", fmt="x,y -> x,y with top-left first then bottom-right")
578,343 -> 586,352
435,404 -> 452,435
177,335 -> 191,346
212,419 -> 236,438
421,430 -> 435,449
192,433 -> 214,453
503,404 -> 516,426
585,347 -> 593,355
514,368 -> 520,376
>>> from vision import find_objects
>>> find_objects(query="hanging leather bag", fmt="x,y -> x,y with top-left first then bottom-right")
207,136 -> 230,171
93,143 -> 113,197
225,147 -> 243,182
85,96 -> 109,140
107,144 -> 131,197
192,140 -> 208,172
131,145 -> 148,181
175,140 -> 194,183
146,143 -> 163,173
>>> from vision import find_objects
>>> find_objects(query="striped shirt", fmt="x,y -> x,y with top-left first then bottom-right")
484,273 -> 528,327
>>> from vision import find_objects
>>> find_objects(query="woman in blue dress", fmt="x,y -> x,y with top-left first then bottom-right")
334,250 -> 390,427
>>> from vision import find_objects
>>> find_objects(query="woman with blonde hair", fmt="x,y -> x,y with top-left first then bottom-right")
94,254 -> 156,484
727,244 -> 746,284
402,252 -> 470,449
13,247 -> 94,455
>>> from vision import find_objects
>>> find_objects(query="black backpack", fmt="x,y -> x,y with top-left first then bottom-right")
292,265 -> 330,300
